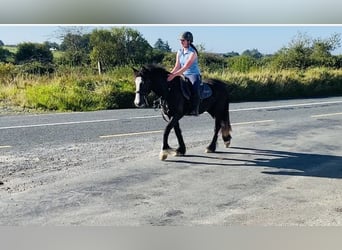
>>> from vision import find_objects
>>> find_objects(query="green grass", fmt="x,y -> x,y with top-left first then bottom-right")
52,50 -> 64,59
204,67 -> 342,101
1,65 -> 342,112
3,46 -> 17,54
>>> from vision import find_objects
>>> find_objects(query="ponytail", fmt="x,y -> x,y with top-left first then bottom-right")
190,43 -> 199,56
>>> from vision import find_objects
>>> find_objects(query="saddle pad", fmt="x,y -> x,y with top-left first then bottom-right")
199,83 -> 212,99
181,81 -> 212,100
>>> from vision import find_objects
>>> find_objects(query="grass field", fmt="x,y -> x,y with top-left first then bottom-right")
3,46 -> 17,53
1,45 -> 342,112
1,64 -> 342,112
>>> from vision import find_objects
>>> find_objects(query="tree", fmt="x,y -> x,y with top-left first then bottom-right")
60,33 -> 90,52
59,32 -> 91,66
150,38 -> 172,64
43,41 -> 60,50
89,29 -> 116,74
15,42 -> 53,64
271,32 -> 341,69
224,51 -> 239,58
114,27 -> 152,65
0,47 -> 12,62
154,38 -> 171,52
196,43 -> 206,53
90,27 -> 152,72
242,49 -> 263,59
15,42 -> 54,74
310,33 -> 341,67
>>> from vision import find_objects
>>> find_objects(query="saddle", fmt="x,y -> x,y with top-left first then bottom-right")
180,76 -> 212,100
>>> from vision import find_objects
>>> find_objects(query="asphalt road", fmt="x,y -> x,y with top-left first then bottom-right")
1,96 -> 342,225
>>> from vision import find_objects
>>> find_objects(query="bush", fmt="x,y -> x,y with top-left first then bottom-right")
23,73 -> 136,111
17,61 -> 55,75
199,53 -> 227,73
0,63 -> 16,84
227,55 -> 259,73
218,68 -> 342,102
303,68 -> 342,97
15,42 -> 53,64
2,65 -> 342,112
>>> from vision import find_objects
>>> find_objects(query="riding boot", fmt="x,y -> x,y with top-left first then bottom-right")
189,93 -> 200,116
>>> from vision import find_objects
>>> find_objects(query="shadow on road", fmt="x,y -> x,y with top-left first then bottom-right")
167,146 -> 342,179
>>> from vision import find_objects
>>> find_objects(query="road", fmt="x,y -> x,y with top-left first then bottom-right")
1,96 -> 342,225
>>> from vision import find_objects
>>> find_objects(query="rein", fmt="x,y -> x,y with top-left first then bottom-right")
153,97 -> 170,122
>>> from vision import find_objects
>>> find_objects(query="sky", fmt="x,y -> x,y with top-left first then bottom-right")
1,25 -> 342,55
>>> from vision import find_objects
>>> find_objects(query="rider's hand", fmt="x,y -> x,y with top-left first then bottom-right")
167,73 -> 175,82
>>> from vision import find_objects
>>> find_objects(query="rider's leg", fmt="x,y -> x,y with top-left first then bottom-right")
188,75 -> 201,116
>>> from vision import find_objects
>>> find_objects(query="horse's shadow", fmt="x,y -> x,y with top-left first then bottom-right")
167,146 -> 342,179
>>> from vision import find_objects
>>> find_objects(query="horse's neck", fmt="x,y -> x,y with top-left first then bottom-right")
152,76 -> 169,98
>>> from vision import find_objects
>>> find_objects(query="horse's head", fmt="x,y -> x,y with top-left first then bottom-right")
133,66 -> 151,108
133,65 -> 169,108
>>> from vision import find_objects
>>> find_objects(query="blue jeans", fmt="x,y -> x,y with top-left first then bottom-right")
185,74 -> 201,96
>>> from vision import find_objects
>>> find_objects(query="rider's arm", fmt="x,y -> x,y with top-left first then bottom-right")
167,51 -> 197,81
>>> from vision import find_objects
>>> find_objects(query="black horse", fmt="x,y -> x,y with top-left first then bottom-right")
133,64 -> 232,160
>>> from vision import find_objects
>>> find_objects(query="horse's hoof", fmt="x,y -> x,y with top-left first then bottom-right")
159,148 -> 176,160
159,151 -> 168,161
169,149 -> 178,156
175,148 -> 186,156
175,151 -> 185,156
205,148 -> 215,153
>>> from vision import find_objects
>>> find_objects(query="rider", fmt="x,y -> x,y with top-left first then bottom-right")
167,31 -> 201,116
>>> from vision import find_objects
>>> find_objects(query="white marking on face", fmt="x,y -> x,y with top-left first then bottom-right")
135,76 -> 142,92
134,76 -> 143,107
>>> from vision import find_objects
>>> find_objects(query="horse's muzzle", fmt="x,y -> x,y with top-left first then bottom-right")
134,93 -> 147,108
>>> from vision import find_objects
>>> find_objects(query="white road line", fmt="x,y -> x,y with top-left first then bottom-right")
0,145 -> 11,149
100,130 -> 164,138
132,115 -> 160,119
232,120 -> 274,126
99,120 -> 274,139
0,118 -> 120,130
311,112 -> 342,118
1,100 -> 341,130
0,116 -> 160,130
231,100 -> 342,112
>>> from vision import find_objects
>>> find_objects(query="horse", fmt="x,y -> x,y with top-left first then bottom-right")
133,64 -> 232,161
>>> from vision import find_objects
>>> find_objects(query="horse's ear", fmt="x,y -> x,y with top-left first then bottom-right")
132,67 -> 139,75
141,65 -> 150,74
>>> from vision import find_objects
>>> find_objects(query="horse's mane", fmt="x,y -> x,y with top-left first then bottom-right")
143,64 -> 170,76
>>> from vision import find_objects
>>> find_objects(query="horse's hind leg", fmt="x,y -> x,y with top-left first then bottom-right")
205,118 -> 221,153
222,100 -> 232,147
173,122 -> 186,156
221,121 -> 232,148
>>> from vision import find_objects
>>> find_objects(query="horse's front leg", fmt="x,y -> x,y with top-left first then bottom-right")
160,115 -> 181,161
173,121 -> 186,156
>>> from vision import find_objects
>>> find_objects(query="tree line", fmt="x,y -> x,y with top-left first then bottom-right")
0,27 -> 172,75
1,27 -> 342,76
